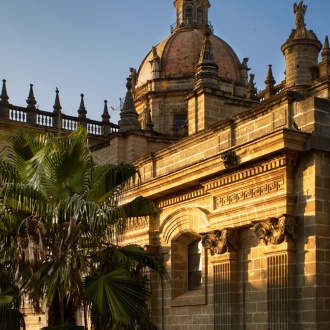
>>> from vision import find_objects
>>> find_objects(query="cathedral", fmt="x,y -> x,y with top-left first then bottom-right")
1,1 -> 330,329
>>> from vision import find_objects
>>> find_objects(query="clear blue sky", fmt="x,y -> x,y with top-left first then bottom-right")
1,1 -> 330,124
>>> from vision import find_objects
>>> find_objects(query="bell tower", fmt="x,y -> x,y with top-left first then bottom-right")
173,0 -> 210,30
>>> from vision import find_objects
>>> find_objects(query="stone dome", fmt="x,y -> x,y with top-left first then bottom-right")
136,27 -> 243,88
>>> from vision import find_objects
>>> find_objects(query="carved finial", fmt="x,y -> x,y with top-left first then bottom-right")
321,35 -> 330,60
150,47 -> 161,79
118,77 -> 141,132
0,79 -> 9,105
26,84 -> 37,109
152,46 -> 159,59
293,1 -> 307,29
53,87 -> 62,113
77,93 -> 87,119
264,64 -> 276,88
246,74 -> 258,100
195,30 -> 219,89
102,100 -> 110,123
126,78 -> 132,91
129,67 -> 137,90
198,29 -> 215,64
240,57 -> 250,86
146,106 -> 154,131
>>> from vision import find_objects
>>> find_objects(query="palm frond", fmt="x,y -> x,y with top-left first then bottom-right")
0,286 -> 25,330
6,129 -> 52,184
40,131 -> 92,203
0,159 -> 20,185
1,183 -> 49,217
121,196 -> 156,219
88,162 -> 140,204
83,269 -> 150,327
116,244 -> 168,278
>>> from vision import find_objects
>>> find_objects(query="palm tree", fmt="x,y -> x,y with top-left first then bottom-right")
0,127 -> 166,329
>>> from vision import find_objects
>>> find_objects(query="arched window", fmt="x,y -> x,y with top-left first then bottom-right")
185,6 -> 193,23
188,239 -> 202,290
197,7 -> 204,25
171,232 -> 202,298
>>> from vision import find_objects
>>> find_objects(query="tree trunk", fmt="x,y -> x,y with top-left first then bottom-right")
48,292 -> 78,326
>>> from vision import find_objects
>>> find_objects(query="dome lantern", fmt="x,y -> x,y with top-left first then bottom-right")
173,0 -> 210,31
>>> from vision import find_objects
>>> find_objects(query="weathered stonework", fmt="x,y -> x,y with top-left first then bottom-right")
1,1 -> 330,329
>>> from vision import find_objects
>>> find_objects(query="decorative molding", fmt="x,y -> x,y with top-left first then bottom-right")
214,179 -> 284,209
253,214 -> 297,245
156,152 -> 297,209
204,152 -> 298,191
157,188 -> 205,208
220,150 -> 238,168
201,229 -> 239,255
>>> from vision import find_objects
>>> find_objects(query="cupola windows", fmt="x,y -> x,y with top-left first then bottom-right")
185,6 -> 193,23
173,0 -> 210,31
197,8 -> 204,25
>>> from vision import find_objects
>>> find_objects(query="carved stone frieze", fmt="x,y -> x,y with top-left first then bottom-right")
213,179 -> 284,209
201,229 -> 239,255
253,214 -> 297,245
220,150 -> 238,168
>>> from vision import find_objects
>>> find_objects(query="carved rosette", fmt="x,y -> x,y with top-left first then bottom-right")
220,150 -> 238,168
253,214 -> 297,245
201,229 -> 239,255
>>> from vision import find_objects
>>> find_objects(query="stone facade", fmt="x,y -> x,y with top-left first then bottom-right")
1,1 -> 330,329
121,91 -> 330,328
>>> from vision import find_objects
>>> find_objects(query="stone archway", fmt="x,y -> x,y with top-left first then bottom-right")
159,206 -> 210,244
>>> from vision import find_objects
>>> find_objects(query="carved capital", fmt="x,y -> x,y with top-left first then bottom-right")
254,214 -> 297,245
220,150 -> 238,168
201,229 -> 239,255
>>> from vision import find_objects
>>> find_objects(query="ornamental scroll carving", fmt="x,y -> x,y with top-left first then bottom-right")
201,229 -> 239,255
220,150 -> 238,168
253,214 -> 297,245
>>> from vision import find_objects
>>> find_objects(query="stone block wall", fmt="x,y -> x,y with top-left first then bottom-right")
295,97 -> 330,136
293,150 -> 330,328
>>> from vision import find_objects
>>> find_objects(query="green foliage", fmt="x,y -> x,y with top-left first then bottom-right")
0,127 -> 166,329
0,263 -> 25,330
